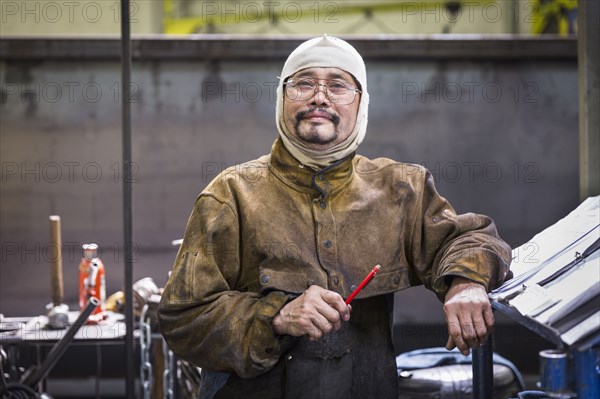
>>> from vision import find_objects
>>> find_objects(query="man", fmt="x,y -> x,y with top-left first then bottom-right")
158,36 -> 511,399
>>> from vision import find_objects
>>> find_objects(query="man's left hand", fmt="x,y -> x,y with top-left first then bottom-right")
443,276 -> 494,356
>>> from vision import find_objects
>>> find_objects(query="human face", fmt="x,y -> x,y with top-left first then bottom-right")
283,67 -> 360,151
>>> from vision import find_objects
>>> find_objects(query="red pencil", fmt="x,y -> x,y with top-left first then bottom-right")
345,265 -> 381,305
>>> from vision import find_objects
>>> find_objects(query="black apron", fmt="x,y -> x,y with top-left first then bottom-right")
214,295 -> 399,399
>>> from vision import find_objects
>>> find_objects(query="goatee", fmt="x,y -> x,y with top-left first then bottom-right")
294,108 -> 341,145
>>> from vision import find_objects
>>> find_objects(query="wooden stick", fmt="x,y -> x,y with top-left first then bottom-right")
49,215 -> 63,306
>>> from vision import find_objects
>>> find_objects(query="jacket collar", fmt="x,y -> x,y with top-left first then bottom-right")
268,138 -> 355,197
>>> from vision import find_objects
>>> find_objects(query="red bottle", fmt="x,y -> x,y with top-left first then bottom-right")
78,243 -> 107,323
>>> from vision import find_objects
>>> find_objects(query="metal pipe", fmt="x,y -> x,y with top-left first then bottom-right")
120,0 -> 135,397
22,297 -> 99,388
472,334 -> 494,399
539,349 -> 570,393
573,348 -> 599,399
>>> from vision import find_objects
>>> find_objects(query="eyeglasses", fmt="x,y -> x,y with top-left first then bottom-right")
283,77 -> 361,105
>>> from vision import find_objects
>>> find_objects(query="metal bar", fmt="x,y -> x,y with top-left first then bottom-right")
491,301 -> 564,348
578,0 -> 600,199
96,344 -> 101,399
0,36 -> 577,61
472,334 -> 494,399
22,297 -> 99,388
120,0 -> 135,397
170,350 -> 179,399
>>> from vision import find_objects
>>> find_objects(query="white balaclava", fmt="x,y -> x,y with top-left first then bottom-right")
276,35 -> 369,170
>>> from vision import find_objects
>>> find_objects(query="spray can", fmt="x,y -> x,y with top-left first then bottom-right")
78,243 -> 107,323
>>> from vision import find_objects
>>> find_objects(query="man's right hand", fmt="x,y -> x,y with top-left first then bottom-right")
271,285 -> 351,340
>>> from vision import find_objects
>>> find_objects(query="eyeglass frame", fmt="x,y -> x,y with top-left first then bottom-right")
281,76 -> 362,104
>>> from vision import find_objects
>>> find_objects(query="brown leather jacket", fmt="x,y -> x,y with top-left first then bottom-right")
158,138 -> 511,381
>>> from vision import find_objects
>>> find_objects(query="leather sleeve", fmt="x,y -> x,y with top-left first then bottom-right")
409,170 -> 512,301
157,193 -> 290,378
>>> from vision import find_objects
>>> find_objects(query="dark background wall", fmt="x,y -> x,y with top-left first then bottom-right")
0,37 -> 579,373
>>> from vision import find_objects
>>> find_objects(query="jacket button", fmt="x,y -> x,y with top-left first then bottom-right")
307,279 -> 315,287
319,201 -> 326,209
323,240 -> 332,248
333,276 -> 339,285
350,284 -> 357,291
393,275 -> 400,284
260,275 -> 270,284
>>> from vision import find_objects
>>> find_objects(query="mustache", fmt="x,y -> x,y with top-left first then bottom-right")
295,108 -> 340,125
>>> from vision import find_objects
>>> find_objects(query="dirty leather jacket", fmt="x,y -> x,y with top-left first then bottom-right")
158,138 -> 512,397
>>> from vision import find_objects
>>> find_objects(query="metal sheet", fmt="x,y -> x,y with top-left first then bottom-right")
0,36 -> 577,61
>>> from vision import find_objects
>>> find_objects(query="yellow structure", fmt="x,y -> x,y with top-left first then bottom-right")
162,0 -> 504,35
0,0 -> 576,36
531,0 -> 578,35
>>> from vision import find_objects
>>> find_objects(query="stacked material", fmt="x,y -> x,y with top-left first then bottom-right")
490,196 -> 600,350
